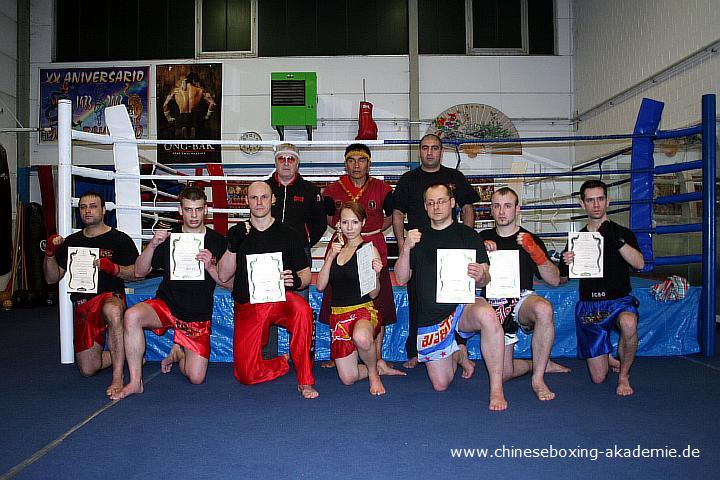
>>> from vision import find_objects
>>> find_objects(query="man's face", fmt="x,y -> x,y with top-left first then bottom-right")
490,192 -> 519,227
424,186 -> 455,223
275,154 -> 299,182
419,137 -> 443,170
580,187 -> 609,220
345,154 -> 370,183
78,196 -> 105,227
179,198 -> 207,229
247,183 -> 273,219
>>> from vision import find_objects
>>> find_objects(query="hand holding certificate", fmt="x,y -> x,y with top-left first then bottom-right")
67,247 -> 99,293
170,233 -> 205,280
486,250 -> 520,298
436,249 -> 476,304
356,242 -> 377,297
247,252 -> 285,304
568,232 -> 604,278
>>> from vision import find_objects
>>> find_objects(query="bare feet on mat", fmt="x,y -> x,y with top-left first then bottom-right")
161,344 -> 184,374
616,375 -> 634,396
320,359 -> 336,368
489,389 -> 508,411
106,380 -> 123,398
403,357 -> 419,369
531,379 -> 556,401
369,375 -> 386,396
111,381 -> 143,400
457,345 -> 475,380
608,355 -> 621,373
377,359 -> 406,376
546,360 -> 571,373
298,384 -> 319,399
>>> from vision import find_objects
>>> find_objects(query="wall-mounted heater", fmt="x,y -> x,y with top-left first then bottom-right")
271,72 -> 317,140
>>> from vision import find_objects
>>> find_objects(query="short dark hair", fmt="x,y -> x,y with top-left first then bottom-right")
420,133 -> 443,148
344,143 -> 371,158
79,191 -> 105,209
579,180 -> 607,200
338,201 -> 367,223
423,182 -> 453,200
492,187 -> 519,206
179,186 -> 207,202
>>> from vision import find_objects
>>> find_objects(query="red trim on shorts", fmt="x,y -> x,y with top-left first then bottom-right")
145,298 -> 211,359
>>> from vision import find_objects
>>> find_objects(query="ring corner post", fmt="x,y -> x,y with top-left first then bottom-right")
700,94 -> 716,357
57,99 -> 74,364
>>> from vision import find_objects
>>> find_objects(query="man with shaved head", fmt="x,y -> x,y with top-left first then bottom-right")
218,181 -> 318,399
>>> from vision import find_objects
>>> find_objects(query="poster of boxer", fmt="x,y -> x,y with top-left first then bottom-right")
156,63 -> 222,164
39,66 -> 149,143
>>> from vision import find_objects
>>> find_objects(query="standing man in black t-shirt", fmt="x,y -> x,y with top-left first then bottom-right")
480,187 -> 570,401
395,183 -> 507,411
559,180 -> 645,396
44,191 -> 139,398
217,181 -> 318,399
264,143 -> 326,358
393,134 -> 480,368
113,187 -> 228,400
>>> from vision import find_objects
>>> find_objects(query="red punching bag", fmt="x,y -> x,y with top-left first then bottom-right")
355,101 -> 378,140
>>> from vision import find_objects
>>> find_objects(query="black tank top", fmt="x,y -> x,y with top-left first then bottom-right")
329,242 -> 371,307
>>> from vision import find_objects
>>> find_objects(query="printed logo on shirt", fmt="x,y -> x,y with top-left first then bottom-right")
293,195 -> 304,203
100,248 -> 114,259
368,200 -> 377,210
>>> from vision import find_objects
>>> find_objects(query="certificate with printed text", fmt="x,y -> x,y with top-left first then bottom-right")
356,242 -> 376,297
247,252 -> 285,304
486,250 -> 520,298
67,247 -> 99,293
436,249 -> 476,304
569,232 -> 604,278
170,233 -> 204,280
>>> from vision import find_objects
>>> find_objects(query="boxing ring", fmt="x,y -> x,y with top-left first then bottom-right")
55,95 -> 717,364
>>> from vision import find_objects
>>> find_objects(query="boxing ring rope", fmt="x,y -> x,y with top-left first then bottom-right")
56,96 -> 717,364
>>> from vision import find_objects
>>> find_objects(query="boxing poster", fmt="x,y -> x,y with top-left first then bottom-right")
156,63 -> 222,164
39,66 -> 149,143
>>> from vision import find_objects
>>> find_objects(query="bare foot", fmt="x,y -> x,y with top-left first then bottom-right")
531,379 -> 556,401
546,360 -> 571,373
106,381 -> 124,397
111,381 -> 143,400
369,375 -> 386,395
616,376 -> 634,396
403,357 -> 419,369
377,359 -> 407,376
298,384 -> 319,399
320,359 -> 336,368
457,345 -> 476,380
489,390 -> 508,411
161,344 -> 184,374
608,355 -> 621,373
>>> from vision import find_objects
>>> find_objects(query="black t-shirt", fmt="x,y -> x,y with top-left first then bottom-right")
409,222 -> 489,327
151,227 -> 226,321
55,228 -> 139,305
479,227 -> 548,292
558,221 -> 639,300
329,242 -> 371,307
231,221 -> 309,304
393,165 -> 480,231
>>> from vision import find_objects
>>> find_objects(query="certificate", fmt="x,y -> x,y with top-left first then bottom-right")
436,249 -> 476,304
356,242 -> 376,297
170,233 -> 205,281
247,252 -> 285,304
486,250 -> 520,298
67,247 -> 99,293
568,232 -> 604,278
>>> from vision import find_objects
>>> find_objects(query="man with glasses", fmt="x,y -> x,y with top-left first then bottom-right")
395,183 -> 507,411
392,134 -> 480,368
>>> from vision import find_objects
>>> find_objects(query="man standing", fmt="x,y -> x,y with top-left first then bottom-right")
560,180 -> 644,396
395,183 -> 506,411
44,191 -> 139,397
113,187 -> 228,399
392,134 -> 480,368
162,72 -> 217,140
481,187 -> 570,401
218,181 -> 318,399
321,143 -> 402,375
264,143 -> 327,357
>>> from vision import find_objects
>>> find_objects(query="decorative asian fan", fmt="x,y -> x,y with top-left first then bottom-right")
426,104 -> 521,157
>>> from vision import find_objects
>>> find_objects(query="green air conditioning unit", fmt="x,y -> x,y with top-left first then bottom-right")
271,72 -> 317,140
